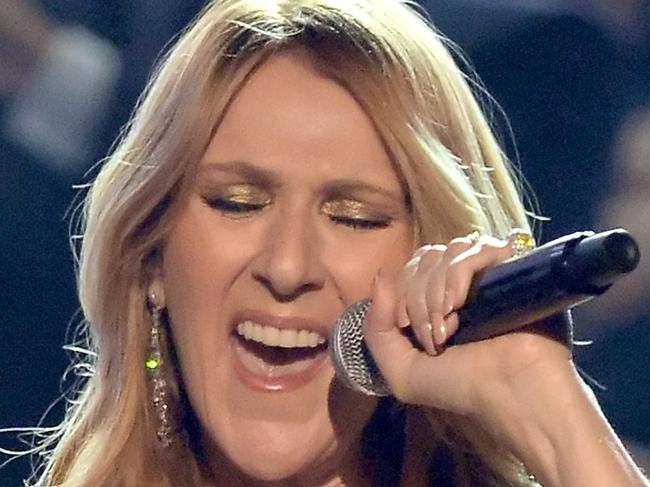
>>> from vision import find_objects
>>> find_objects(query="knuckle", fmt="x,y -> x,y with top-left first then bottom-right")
419,248 -> 444,265
474,236 -> 506,252
405,293 -> 424,314
448,236 -> 473,247
404,254 -> 420,267
399,261 -> 418,282
481,234 -> 506,247
429,244 -> 447,252
414,294 -> 428,309
405,245 -> 445,270
413,243 -> 435,258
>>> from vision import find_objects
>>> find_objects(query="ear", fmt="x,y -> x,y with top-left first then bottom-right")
147,271 -> 166,310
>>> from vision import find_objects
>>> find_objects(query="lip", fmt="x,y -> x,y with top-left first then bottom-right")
230,310 -> 333,392
231,336 -> 330,392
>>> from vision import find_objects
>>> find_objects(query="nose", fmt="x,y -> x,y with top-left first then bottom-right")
251,207 -> 326,300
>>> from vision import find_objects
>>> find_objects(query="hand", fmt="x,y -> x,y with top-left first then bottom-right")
362,234 -> 650,486
363,233 -> 572,415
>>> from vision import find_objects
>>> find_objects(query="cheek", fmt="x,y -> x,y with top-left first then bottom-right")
324,225 -> 413,299
376,228 -> 414,273
162,225 -> 225,330
159,208 -> 260,394
162,205 -> 260,320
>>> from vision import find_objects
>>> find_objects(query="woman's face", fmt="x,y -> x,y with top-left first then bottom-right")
158,50 -> 414,484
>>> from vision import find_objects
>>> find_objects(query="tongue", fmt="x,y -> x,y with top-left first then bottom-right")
235,336 -> 327,378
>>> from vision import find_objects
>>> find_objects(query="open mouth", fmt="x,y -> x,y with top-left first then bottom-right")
232,321 -> 330,390
238,337 -> 328,366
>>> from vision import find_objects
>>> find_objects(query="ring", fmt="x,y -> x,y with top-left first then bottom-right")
466,230 -> 481,245
508,228 -> 535,257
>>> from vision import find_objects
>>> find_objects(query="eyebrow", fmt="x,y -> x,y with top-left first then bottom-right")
198,160 -> 278,187
321,179 -> 405,206
198,160 -> 406,205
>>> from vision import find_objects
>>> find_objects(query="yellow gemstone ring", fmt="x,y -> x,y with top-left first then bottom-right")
508,228 -> 535,257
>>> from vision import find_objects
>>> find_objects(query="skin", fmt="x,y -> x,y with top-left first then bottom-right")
153,49 -> 649,486
155,50 -> 414,486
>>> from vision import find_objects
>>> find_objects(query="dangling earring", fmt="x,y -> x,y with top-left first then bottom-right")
146,290 -> 173,448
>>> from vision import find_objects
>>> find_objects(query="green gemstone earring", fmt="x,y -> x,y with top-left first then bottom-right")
146,290 -> 172,447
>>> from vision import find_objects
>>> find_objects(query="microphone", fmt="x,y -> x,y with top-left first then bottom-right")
330,228 -> 640,396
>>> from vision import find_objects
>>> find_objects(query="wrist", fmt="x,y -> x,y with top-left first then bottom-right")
473,362 -> 647,486
470,358 -> 579,484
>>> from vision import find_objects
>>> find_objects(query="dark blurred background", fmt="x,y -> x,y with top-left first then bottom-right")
1,1 -> 648,484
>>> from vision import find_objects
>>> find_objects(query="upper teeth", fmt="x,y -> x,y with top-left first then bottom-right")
236,320 -> 326,348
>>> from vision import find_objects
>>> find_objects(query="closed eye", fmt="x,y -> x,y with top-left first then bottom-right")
202,196 -> 267,214
328,215 -> 390,230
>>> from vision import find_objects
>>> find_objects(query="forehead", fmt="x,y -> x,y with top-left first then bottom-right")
201,49 -> 402,190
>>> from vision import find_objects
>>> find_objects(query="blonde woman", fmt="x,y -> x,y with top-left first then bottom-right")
25,0 -> 648,485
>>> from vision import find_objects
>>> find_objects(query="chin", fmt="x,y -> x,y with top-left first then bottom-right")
204,422 -> 343,484
198,388 -> 379,485
193,348 -> 379,484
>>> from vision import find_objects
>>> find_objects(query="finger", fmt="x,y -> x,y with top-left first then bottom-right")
396,244 -> 438,328
424,237 -> 474,348
397,245 -> 446,296
404,248 -> 445,355
442,311 -> 459,345
363,270 -> 419,397
433,237 -> 511,348
444,236 -> 511,314
397,245 -> 445,342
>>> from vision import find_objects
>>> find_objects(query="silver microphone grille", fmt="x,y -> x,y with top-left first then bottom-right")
330,299 -> 391,396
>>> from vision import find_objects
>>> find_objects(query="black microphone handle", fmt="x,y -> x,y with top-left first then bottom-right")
449,228 -> 639,345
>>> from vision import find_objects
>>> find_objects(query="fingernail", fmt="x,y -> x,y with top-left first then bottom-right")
443,290 -> 453,316
398,318 -> 410,329
397,305 -> 410,328
423,322 -> 437,355
433,321 -> 447,346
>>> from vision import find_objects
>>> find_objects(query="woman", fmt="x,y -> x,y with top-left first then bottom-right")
27,0 -> 648,485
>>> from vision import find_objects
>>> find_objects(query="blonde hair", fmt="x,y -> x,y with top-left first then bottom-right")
29,0 -> 537,485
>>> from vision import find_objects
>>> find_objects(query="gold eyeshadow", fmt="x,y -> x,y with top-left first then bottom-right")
214,184 -> 271,205
201,182 -> 393,228
322,199 -> 386,221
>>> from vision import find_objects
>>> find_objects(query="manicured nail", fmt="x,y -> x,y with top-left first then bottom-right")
397,304 -> 410,328
443,290 -> 454,316
433,321 -> 447,346
422,322 -> 437,355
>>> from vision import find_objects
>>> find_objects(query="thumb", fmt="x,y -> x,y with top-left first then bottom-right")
363,270 -> 419,399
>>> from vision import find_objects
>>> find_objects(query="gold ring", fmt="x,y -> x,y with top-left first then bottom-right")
508,228 -> 535,257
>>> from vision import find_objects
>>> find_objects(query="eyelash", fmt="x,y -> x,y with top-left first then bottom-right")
202,197 -> 266,213
328,215 -> 390,230
202,197 -> 390,230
